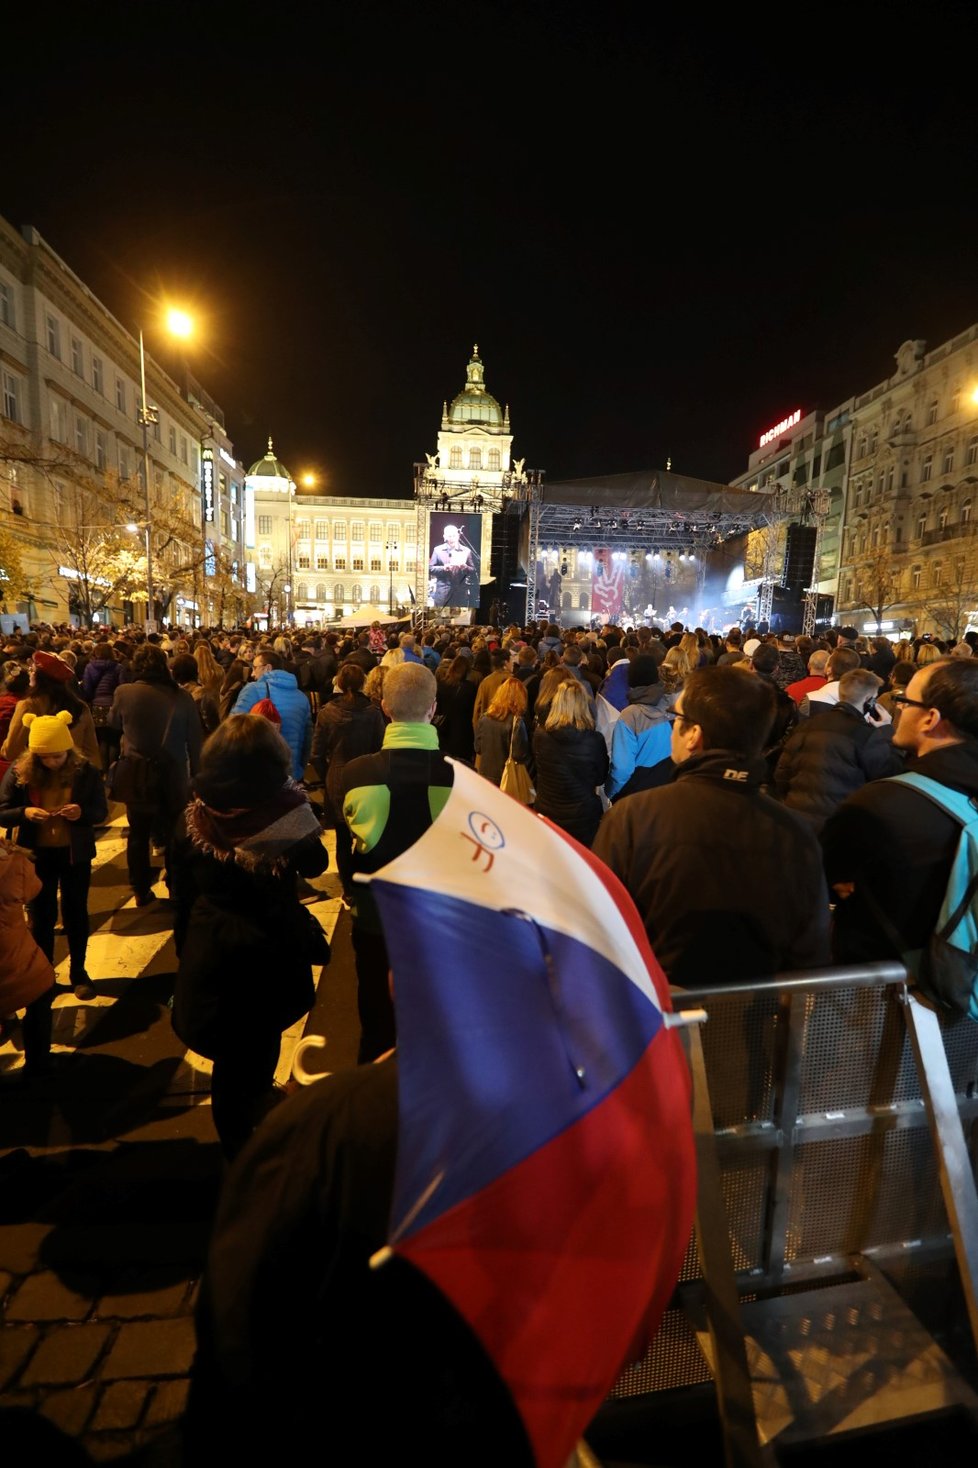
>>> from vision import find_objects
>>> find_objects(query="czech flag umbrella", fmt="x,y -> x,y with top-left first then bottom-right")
365,761 -> 697,1468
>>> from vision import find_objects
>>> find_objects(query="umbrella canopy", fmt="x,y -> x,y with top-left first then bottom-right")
365,761 -> 696,1468
333,604 -> 406,628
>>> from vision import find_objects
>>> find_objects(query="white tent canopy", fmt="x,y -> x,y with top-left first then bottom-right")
333,604 -> 408,628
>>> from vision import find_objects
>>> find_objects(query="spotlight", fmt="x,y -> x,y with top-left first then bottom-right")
572,520 -> 582,532
560,561 -> 568,576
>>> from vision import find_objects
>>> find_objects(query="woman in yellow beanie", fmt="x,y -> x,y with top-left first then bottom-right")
0,708 -> 107,1008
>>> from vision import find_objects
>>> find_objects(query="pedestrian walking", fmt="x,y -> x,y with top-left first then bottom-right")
0,840 -> 58,1077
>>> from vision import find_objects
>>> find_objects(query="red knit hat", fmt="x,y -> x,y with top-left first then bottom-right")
32,650 -> 74,683
249,697 -> 282,727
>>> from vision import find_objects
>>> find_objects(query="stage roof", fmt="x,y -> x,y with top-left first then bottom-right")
535,469 -> 776,549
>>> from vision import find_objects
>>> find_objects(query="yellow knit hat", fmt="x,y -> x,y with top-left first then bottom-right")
23,709 -> 74,754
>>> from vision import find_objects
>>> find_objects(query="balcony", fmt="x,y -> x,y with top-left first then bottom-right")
920,523 -> 978,547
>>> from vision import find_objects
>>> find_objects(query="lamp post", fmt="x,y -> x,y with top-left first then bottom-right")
137,308 -> 194,633
386,539 -> 398,615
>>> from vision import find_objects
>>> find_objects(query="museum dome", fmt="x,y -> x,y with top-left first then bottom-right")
446,345 -> 506,427
248,436 -> 292,480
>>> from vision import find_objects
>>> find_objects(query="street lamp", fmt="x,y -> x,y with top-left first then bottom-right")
386,540 -> 398,614
138,308 -> 194,632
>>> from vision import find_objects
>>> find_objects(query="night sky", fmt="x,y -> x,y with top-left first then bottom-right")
6,2 -> 977,497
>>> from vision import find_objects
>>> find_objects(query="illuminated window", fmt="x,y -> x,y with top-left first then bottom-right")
352,556 -> 364,571
332,520 -> 347,541
370,558 -> 382,572
488,449 -> 500,470
469,448 -> 482,470
296,519 -> 311,541
335,556 -> 347,571
389,560 -> 399,572
298,554 -> 310,570
449,447 -> 462,468
352,583 -> 363,603
258,515 -> 272,535
316,554 -> 328,570
387,523 -> 399,544
333,582 -> 344,602
314,520 -> 327,542
316,583 -> 327,600
370,584 -> 381,603
369,522 -> 382,543
296,583 -> 308,601
351,521 -> 365,542
259,545 -> 272,568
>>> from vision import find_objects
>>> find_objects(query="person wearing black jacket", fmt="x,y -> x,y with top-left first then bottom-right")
533,681 -> 609,847
593,665 -> 831,985
774,668 -> 902,831
822,657 -> 978,966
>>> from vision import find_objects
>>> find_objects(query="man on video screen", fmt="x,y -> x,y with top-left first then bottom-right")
429,523 -> 477,607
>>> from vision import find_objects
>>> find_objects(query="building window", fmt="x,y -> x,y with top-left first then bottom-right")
168,425 -> 176,454
335,556 -> 347,571
116,378 -> 126,413
387,523 -> 399,544
332,520 -> 347,541
927,401 -> 938,426
369,522 -> 382,543
857,436 -> 867,459
894,523 -> 902,544
352,556 -> 364,571
46,315 -> 61,359
259,545 -> 272,568
469,448 -> 482,470
90,356 -> 103,394
153,415 -> 161,442
75,416 -> 87,456
951,391 -> 961,413
869,429 -> 878,453
449,447 -> 462,468
351,521 -> 365,543
963,500 -> 973,524
2,370 -> 22,423
296,518 -> 311,541
943,445 -> 955,475
316,554 -> 328,570
405,555 -> 416,573
119,448 -> 130,481
258,515 -> 272,535
314,519 -> 328,542
352,584 -> 363,604
933,562 -> 943,585
50,397 -> 67,442
298,554 -> 310,570
296,583 -> 308,602
855,484 -> 863,507
939,506 -> 949,530
488,449 -> 500,470
370,557 -> 382,572
918,514 -> 927,538
370,584 -> 381,604
911,566 -> 921,590
921,456 -> 933,482
0,280 -> 14,328
388,560 -> 399,573
71,337 -> 84,376
180,435 -> 188,464
315,583 -> 327,600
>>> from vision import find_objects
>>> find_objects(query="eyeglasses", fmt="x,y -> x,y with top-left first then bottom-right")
891,693 -> 934,711
665,709 -> 689,725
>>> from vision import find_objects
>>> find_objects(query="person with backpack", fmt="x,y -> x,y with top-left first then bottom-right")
822,657 -> 978,1016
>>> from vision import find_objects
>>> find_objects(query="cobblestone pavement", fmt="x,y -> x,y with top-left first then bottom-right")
0,805 -> 353,1464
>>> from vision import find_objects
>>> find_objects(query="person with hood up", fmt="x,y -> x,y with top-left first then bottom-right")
606,654 -> 673,800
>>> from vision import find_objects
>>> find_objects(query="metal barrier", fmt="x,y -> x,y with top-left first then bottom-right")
612,964 -> 978,1464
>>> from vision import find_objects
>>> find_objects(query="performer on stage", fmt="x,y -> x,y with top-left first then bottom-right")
429,524 -> 477,608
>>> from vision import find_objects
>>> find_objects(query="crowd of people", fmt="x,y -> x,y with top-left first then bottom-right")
3,610 -> 977,1456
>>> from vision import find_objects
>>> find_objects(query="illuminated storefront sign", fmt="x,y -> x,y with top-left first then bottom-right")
202,449 -> 215,523
219,446 -> 236,469
759,409 -> 801,448
244,485 -> 256,548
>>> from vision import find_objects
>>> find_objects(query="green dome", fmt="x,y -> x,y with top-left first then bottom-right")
248,436 -> 292,480
447,345 -> 505,427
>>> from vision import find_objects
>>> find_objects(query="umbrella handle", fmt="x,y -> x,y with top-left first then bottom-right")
291,1033 -> 332,1086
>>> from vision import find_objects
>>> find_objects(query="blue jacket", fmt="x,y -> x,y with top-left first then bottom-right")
606,686 -> 672,798
233,670 -> 312,780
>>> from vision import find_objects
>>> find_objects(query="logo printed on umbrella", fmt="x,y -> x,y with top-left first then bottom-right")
461,810 -> 506,871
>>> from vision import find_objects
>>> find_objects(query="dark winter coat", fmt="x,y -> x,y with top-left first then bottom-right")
822,740 -> 978,964
0,757 -> 107,863
532,724 -> 609,847
592,748 -> 831,984
475,714 -> 529,787
170,825 -> 328,1062
312,694 -> 386,817
435,678 -> 477,763
82,656 -> 124,708
774,702 -> 902,832
111,680 -> 203,812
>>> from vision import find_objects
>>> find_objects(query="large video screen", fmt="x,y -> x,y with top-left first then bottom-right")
427,512 -> 482,609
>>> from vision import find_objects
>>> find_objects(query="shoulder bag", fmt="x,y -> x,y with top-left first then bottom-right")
500,716 -> 535,806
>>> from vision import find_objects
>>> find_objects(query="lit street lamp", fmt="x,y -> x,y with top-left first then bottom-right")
138,308 -> 194,632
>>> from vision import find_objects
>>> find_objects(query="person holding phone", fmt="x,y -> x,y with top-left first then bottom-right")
0,709 -> 107,1002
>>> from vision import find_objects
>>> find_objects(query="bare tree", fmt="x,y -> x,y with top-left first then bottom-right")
0,524 -> 25,608
915,552 -> 978,643
256,560 -> 290,624
844,551 -> 904,632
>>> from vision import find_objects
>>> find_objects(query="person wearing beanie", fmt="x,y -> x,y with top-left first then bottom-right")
605,653 -> 673,800
168,714 -> 329,1159
1,651 -> 100,767
0,707 -> 107,1012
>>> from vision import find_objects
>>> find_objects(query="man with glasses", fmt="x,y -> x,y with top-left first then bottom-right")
822,657 -> 978,963
592,665 -> 830,985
